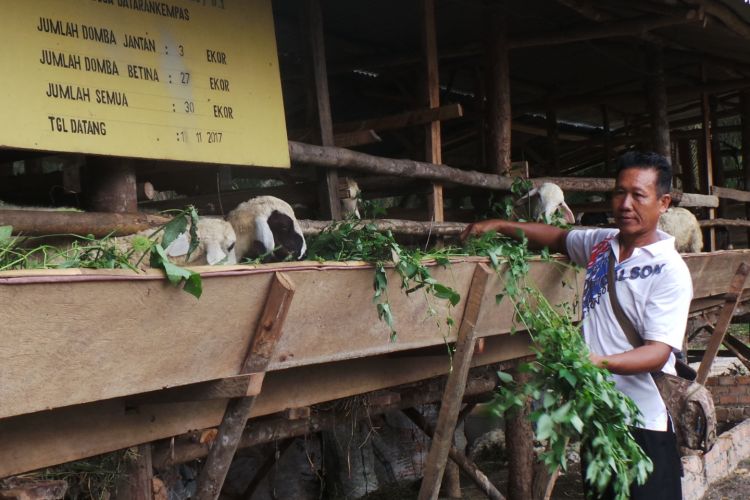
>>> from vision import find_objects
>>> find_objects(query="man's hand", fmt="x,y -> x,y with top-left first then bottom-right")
460,219 -> 570,255
460,219 -> 505,243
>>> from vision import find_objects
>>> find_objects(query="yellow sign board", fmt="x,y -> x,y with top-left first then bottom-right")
0,0 -> 289,167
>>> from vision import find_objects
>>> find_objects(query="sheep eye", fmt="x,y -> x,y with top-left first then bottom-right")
227,242 -> 235,251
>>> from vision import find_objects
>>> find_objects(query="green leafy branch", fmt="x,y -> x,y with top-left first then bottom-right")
467,232 -> 652,500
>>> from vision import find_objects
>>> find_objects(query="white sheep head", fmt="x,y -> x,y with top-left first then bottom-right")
517,182 -> 575,224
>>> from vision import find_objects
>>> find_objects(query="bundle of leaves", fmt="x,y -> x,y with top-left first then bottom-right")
0,206 -> 203,298
306,219 -> 461,341
469,232 -> 652,499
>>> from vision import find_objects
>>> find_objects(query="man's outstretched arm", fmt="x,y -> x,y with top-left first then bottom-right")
589,340 -> 672,375
460,219 -> 570,255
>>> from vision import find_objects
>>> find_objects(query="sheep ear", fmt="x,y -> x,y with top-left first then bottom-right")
255,216 -> 275,254
560,202 -> 576,224
514,187 -> 538,206
205,241 -> 227,265
165,232 -> 190,257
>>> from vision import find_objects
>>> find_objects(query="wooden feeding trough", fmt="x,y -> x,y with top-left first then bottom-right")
1,250 -> 749,481
0,256 -> 576,477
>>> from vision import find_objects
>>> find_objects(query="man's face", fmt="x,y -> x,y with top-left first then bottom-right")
612,167 -> 671,239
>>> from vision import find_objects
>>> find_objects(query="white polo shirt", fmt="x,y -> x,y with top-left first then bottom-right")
566,228 -> 693,431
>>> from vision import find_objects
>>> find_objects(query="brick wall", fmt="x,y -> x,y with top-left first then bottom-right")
706,375 -> 750,422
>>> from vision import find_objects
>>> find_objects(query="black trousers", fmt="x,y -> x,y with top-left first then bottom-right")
581,424 -> 682,500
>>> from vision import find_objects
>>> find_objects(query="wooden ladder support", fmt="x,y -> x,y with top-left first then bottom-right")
195,272 -> 296,500
404,409 -> 505,500
696,263 -> 750,385
417,263 -> 493,500
722,332 -> 750,373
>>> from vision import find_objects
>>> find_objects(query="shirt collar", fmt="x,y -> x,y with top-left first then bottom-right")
609,230 -> 675,258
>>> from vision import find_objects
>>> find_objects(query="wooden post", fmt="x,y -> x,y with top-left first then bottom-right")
700,68 -> 717,251
505,369 -> 534,500
696,263 -> 750,385
485,9 -> 512,175
305,0 -> 341,221
195,273 -> 296,500
421,0 -> 444,224
601,105 -> 612,171
417,264 -> 492,500
547,108 -> 560,173
83,158 -> 137,213
645,44 -> 671,163
741,91 -> 750,245
709,95 -> 729,249
116,444 -> 154,500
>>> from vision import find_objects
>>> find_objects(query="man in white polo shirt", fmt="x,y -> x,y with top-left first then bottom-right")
461,151 -> 692,499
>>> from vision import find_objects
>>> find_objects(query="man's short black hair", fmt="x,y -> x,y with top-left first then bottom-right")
615,151 -> 672,196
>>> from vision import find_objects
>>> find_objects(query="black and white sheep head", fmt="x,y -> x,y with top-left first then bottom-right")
227,196 -> 306,262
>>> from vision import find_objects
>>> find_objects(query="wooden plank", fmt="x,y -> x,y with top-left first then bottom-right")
701,74 -> 717,251
196,272 -> 295,500
742,91 -> 750,244
696,263 -> 750,385
722,334 -> 750,373
712,186 -> 750,203
418,264 -> 492,500
0,334 -> 533,477
683,250 -> 750,298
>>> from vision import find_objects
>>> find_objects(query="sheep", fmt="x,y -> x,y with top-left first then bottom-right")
226,196 -> 306,262
516,182 -> 575,224
163,217 -> 237,266
657,207 -> 703,253
16,216 -> 237,270
340,177 -> 361,218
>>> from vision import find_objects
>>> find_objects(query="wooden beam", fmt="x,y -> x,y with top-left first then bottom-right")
0,210 -> 170,237
300,219 -> 468,238
289,141 -> 720,205
684,0 -> 750,40
124,374 -> 264,407
421,0 -> 444,224
485,9 -> 512,175
418,264 -> 492,500
696,263 -> 750,385
712,186 -> 750,203
509,13 -> 702,50
153,368 -> 505,469
305,0 -> 340,221
332,129 -> 381,148
115,444 -> 154,500
195,272 -> 295,500
332,104 -> 463,135
699,218 -> 750,229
